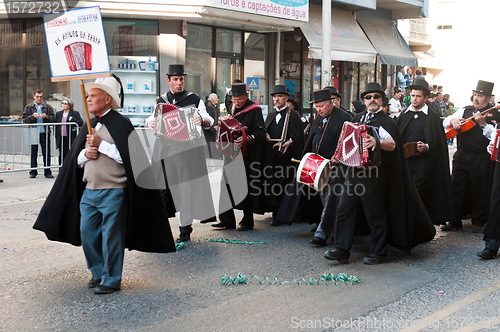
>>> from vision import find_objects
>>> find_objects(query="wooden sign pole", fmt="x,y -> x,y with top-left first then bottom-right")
80,79 -> 92,134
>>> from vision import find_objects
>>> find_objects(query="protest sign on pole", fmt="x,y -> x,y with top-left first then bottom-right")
43,6 -> 112,133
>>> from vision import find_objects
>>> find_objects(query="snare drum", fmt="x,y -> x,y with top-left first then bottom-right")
296,153 -> 332,191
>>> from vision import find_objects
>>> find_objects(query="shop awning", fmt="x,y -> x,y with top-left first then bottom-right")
300,6 -> 377,63
357,20 -> 417,67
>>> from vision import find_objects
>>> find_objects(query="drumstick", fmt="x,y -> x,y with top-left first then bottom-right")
291,158 -> 301,163
269,138 -> 282,142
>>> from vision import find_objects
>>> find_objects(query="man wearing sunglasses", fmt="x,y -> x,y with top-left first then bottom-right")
325,82 -> 435,265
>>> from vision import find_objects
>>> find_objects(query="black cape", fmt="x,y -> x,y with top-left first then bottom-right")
276,107 -> 352,224
33,110 -> 176,253
484,163 -> 500,240
229,99 -> 276,211
353,111 -> 436,253
397,108 -> 454,225
265,106 -> 305,161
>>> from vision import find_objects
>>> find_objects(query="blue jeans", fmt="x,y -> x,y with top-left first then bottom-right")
80,188 -> 127,289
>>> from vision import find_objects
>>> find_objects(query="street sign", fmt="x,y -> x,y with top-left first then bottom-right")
247,77 -> 260,90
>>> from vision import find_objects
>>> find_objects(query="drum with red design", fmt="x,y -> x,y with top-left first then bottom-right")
153,103 -> 202,141
296,153 -> 332,191
491,129 -> 500,162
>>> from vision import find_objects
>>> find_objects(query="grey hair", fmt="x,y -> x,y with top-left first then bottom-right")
62,97 -> 74,110
209,93 -> 218,102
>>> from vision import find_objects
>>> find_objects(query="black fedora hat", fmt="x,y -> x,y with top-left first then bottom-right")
270,85 -> 290,96
310,88 -> 333,104
360,82 -> 386,100
166,64 -> 187,76
473,80 -> 494,96
408,78 -> 430,94
231,83 -> 247,97
324,86 -> 341,98
288,94 -> 299,109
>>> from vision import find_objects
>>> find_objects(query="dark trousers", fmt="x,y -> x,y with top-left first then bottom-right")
334,171 -> 388,256
407,156 -> 428,199
58,136 -> 70,166
451,150 -> 490,226
30,133 -> 51,176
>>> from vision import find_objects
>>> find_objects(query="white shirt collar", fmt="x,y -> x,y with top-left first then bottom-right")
405,104 -> 428,115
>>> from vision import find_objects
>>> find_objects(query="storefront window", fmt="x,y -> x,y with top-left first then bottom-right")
1,21 -> 23,118
103,20 -> 158,57
244,32 -> 267,116
217,29 -> 241,54
302,59 -> 312,114
186,24 -> 212,101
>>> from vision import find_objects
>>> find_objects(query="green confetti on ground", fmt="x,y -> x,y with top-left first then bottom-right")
220,273 -> 361,286
176,237 -> 265,251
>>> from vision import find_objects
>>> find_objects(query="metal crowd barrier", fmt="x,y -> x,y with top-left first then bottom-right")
0,122 -> 80,174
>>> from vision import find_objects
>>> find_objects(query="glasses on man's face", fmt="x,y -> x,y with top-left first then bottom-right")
62,103 -> 68,105
363,94 -> 382,100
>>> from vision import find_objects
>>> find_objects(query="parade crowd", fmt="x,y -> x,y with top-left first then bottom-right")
29,64 -> 500,294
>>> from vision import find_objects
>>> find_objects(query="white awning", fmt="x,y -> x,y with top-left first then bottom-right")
300,5 -> 377,63
357,20 -> 417,67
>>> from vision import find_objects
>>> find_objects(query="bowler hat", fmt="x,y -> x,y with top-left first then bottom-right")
270,85 -> 290,96
324,86 -> 341,98
288,94 -> 299,109
360,82 -> 386,100
231,83 -> 247,97
473,80 -> 494,96
166,64 -> 187,76
310,88 -> 333,104
408,78 -> 430,94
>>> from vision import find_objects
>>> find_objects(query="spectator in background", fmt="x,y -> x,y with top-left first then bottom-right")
397,67 -> 407,93
204,93 -> 221,159
414,70 -> 425,80
352,100 -> 366,114
22,89 -> 55,179
55,98 -> 83,166
436,92 -> 447,116
389,87 -> 404,117
404,68 -> 413,90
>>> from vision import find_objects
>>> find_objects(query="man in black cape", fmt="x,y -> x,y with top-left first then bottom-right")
442,80 -> 500,233
324,82 -> 435,265
479,150 -> 500,259
265,85 -> 305,226
147,64 -> 216,243
275,88 -> 351,245
212,83 -> 275,231
397,78 -> 454,225
33,76 -> 176,294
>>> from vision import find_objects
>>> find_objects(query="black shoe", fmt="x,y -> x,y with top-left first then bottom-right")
309,236 -> 327,247
211,222 -> 236,229
201,216 -> 217,224
271,219 -> 283,226
441,223 -> 462,231
237,224 -> 253,231
87,278 -> 101,288
478,248 -> 498,259
363,254 -> 386,265
309,224 -> 318,233
93,285 -> 119,294
0,179 -> 3,183
324,249 -> 349,265
29,174 -> 37,178
176,233 -> 191,243
45,174 -> 54,179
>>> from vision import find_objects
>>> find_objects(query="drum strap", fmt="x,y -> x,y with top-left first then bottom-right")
314,116 -> 331,153
233,103 -> 261,117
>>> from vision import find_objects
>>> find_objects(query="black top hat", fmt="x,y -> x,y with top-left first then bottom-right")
231,83 -> 247,97
473,80 -> 494,96
408,78 -> 430,94
166,64 -> 187,76
288,94 -> 299,109
310,88 -> 334,104
324,86 -> 341,98
270,85 -> 290,96
360,82 -> 386,100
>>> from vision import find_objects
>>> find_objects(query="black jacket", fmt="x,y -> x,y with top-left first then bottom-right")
22,102 -> 55,134
55,109 -> 83,149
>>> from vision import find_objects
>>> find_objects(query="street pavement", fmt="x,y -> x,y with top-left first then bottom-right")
1,145 -> 500,332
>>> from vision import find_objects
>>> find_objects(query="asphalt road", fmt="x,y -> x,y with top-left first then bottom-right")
1,148 -> 500,332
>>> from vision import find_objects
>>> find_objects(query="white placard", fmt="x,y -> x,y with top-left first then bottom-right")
43,6 -> 111,82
